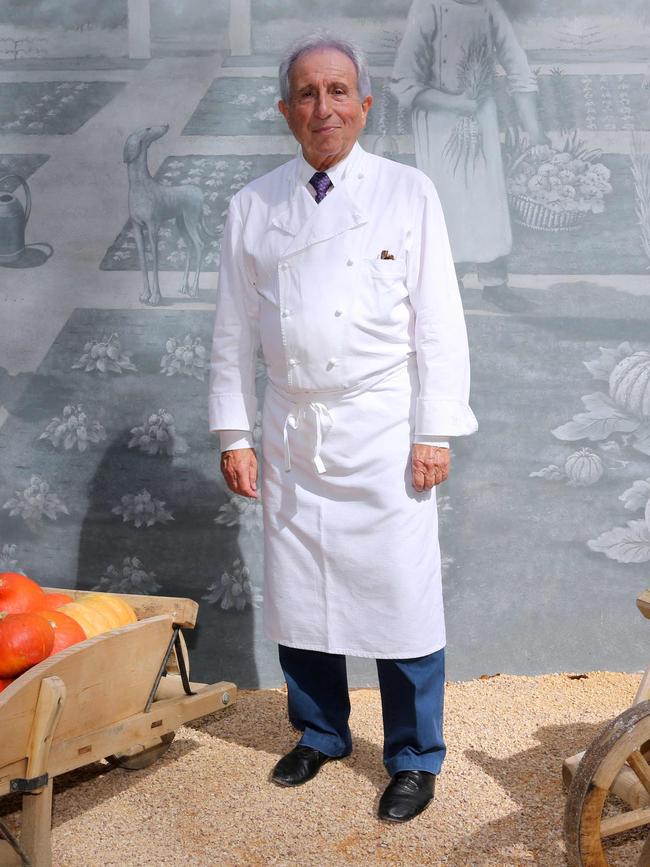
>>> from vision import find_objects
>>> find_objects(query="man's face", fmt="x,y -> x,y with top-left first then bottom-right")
278,48 -> 373,171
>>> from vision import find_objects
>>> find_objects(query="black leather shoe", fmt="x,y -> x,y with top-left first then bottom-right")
271,744 -> 337,787
378,770 -> 435,822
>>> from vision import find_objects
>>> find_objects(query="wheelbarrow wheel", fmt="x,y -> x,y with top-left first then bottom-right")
565,700 -> 650,866
105,731 -> 175,770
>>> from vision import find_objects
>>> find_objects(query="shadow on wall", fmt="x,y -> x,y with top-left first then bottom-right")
0,367 -> 72,422
76,431 -> 260,688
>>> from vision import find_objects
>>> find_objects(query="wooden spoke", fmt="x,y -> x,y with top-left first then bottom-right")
600,807 -> 650,838
629,751 -> 650,800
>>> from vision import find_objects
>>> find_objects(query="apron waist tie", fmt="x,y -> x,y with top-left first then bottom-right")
282,401 -> 333,474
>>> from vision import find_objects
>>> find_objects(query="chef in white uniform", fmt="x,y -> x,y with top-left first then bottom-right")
209,32 -> 477,823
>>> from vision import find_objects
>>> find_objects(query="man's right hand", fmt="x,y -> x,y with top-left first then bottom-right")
220,447 -> 258,498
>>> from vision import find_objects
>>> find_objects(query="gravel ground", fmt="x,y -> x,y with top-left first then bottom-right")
0,671 -> 644,866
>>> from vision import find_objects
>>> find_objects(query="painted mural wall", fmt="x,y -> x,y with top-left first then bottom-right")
0,0 -> 649,689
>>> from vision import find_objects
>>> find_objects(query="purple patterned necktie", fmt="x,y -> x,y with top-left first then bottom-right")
309,171 -> 333,203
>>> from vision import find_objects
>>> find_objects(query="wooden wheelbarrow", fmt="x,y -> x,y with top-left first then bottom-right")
562,590 -> 650,866
0,588 -> 236,867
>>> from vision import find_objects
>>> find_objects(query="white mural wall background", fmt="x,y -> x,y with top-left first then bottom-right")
0,0 -> 649,688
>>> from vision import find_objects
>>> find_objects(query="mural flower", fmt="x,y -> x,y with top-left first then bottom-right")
40,404 -> 106,452
588,478 -> 650,564
215,492 -> 263,534
0,543 -> 23,572
552,343 -> 650,455
202,559 -> 262,611
3,475 -> 69,529
159,335 -> 206,381
128,409 -> 188,457
71,332 -> 137,374
112,489 -> 174,528
93,556 -> 161,594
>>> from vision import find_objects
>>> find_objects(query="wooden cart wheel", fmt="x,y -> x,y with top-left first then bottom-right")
565,700 -> 650,866
105,732 -> 175,770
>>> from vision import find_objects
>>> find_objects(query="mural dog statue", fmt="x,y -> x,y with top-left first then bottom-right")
123,124 -> 208,305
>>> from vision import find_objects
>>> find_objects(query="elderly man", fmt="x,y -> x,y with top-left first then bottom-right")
209,33 -> 477,822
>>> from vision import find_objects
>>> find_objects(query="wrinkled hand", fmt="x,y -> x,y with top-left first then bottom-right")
220,447 -> 258,498
411,444 -> 451,492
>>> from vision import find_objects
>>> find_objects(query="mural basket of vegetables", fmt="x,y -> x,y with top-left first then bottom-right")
506,133 -> 612,232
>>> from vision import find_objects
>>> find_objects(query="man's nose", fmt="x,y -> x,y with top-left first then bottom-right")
314,91 -> 332,118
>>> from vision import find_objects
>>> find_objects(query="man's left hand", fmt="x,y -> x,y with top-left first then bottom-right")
411,444 -> 450,492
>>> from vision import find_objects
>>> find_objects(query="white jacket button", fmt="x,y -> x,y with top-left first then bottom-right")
327,357 -> 338,369
288,358 -> 299,367
334,309 -> 343,317
346,259 -> 354,266
280,262 -> 289,271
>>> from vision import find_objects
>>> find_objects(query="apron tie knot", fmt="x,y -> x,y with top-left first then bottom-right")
282,401 -> 333,474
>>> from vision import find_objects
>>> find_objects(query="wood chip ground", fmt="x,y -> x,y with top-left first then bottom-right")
0,672 -> 643,866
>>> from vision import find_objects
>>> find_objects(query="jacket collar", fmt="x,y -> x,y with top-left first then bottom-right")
271,142 -> 369,256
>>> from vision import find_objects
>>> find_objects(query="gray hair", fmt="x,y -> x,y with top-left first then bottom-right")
278,32 -> 372,103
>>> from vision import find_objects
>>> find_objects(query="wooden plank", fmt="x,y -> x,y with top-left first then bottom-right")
0,839 -> 22,865
637,591 -> 650,620
21,778 -> 54,867
0,681 -> 236,797
25,677 -> 66,792
634,664 -> 650,704
46,682 -> 235,781
43,588 -> 198,629
0,617 -> 174,770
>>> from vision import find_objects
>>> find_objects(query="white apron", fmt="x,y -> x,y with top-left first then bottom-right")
209,143 -> 477,658
261,357 -> 443,658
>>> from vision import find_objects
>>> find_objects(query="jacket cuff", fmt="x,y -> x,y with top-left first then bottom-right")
220,430 -> 255,451
209,392 -> 258,432
415,399 -> 478,437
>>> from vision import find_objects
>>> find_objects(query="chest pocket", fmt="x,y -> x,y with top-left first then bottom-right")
365,257 -> 409,299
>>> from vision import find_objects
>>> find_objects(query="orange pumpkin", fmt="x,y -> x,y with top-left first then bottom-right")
81,594 -> 137,628
58,602 -> 111,639
0,612 -> 55,677
34,609 -> 86,655
41,592 -> 75,610
0,572 -> 46,614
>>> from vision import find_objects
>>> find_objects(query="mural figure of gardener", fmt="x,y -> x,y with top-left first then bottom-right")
391,0 -> 548,313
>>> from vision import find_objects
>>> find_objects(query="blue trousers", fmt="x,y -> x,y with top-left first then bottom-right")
278,644 -> 446,776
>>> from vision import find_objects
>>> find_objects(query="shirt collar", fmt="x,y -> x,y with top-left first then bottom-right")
296,141 -> 363,192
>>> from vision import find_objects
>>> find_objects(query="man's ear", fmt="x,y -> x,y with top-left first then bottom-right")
360,94 -> 373,127
278,99 -> 289,122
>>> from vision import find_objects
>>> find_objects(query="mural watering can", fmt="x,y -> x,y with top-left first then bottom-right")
0,174 -> 32,263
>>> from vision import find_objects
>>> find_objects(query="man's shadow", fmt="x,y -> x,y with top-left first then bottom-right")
185,687 -> 389,791
76,431 -> 260,688
0,366 -> 72,422
462,716 -> 641,864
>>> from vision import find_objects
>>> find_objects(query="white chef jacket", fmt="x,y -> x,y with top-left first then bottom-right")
208,142 -> 478,657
